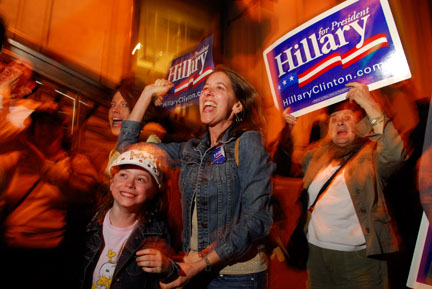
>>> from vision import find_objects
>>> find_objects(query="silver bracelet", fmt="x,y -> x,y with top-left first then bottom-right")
369,114 -> 384,126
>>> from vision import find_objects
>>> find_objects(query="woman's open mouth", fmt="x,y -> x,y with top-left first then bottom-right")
112,118 -> 122,127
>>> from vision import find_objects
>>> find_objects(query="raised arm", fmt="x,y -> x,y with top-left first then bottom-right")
128,79 -> 173,122
116,79 -> 172,153
273,107 -> 299,176
346,82 -> 409,179
346,82 -> 384,135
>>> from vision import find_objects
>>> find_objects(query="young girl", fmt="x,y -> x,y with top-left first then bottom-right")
78,143 -> 178,289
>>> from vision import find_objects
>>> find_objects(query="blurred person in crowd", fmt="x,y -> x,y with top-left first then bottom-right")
117,65 -> 275,289
273,107 -> 329,178
0,107 -> 98,289
0,60 -> 38,148
372,80 -> 426,288
104,78 -> 167,179
78,143 -> 179,289
0,14 -> 39,146
281,82 -> 410,289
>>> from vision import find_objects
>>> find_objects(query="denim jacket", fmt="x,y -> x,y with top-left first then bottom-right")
78,211 -> 172,289
118,120 -> 274,263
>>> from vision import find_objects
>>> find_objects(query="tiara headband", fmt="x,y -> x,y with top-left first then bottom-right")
110,149 -> 163,188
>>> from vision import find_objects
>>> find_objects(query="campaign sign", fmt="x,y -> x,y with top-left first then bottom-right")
162,34 -> 214,110
263,0 -> 411,117
407,213 -> 432,288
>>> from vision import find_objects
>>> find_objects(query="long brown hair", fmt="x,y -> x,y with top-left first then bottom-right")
113,77 -> 142,112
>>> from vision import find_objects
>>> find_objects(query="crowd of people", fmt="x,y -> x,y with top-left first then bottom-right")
0,14 -> 430,289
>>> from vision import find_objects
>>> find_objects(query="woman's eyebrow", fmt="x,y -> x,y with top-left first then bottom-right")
214,81 -> 227,87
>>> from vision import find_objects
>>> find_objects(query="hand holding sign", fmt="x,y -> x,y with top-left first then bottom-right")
283,107 -> 297,130
143,79 -> 173,106
128,79 -> 173,123
346,82 -> 384,134
346,82 -> 383,119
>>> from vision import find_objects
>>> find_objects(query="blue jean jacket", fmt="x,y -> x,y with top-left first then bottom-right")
78,212 -> 172,289
118,120 -> 274,263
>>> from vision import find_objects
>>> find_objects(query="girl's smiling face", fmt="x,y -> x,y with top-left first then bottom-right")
108,91 -> 130,136
110,165 -> 157,212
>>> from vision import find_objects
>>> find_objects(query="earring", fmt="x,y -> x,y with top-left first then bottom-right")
235,113 -> 243,123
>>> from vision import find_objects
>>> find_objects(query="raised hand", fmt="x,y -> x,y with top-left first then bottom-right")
345,82 -> 382,117
346,82 -> 384,133
283,107 -> 296,130
144,79 -> 173,106
128,79 -> 173,122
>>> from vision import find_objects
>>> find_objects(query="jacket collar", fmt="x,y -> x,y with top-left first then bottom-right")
196,127 -> 236,151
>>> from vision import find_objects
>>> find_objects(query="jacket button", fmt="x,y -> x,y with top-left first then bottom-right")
365,227 -> 370,233
202,177 -> 208,182
201,222 -> 207,228
201,200 -> 207,206
360,208 -> 366,213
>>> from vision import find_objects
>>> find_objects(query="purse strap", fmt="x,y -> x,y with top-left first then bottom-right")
308,152 -> 355,212
234,136 -> 241,166
2,178 -> 41,220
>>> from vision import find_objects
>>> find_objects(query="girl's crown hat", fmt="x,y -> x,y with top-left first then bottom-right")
110,149 -> 163,188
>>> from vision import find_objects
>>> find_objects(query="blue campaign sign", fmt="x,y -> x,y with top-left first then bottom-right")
162,34 -> 214,110
263,0 -> 411,117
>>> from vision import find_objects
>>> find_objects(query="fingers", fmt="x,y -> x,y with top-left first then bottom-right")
160,278 -> 183,289
283,107 -> 296,127
345,82 -> 384,117
345,82 -> 371,104
154,79 -> 173,87
136,248 -> 168,274
283,107 -> 292,114
150,79 -> 174,104
345,82 -> 362,88
154,98 -> 163,106
153,79 -> 174,95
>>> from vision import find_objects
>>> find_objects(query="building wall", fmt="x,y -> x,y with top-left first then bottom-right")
0,0 -> 134,87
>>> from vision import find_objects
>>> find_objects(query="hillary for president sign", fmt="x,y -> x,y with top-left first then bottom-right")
263,0 -> 411,117
162,34 -> 214,110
